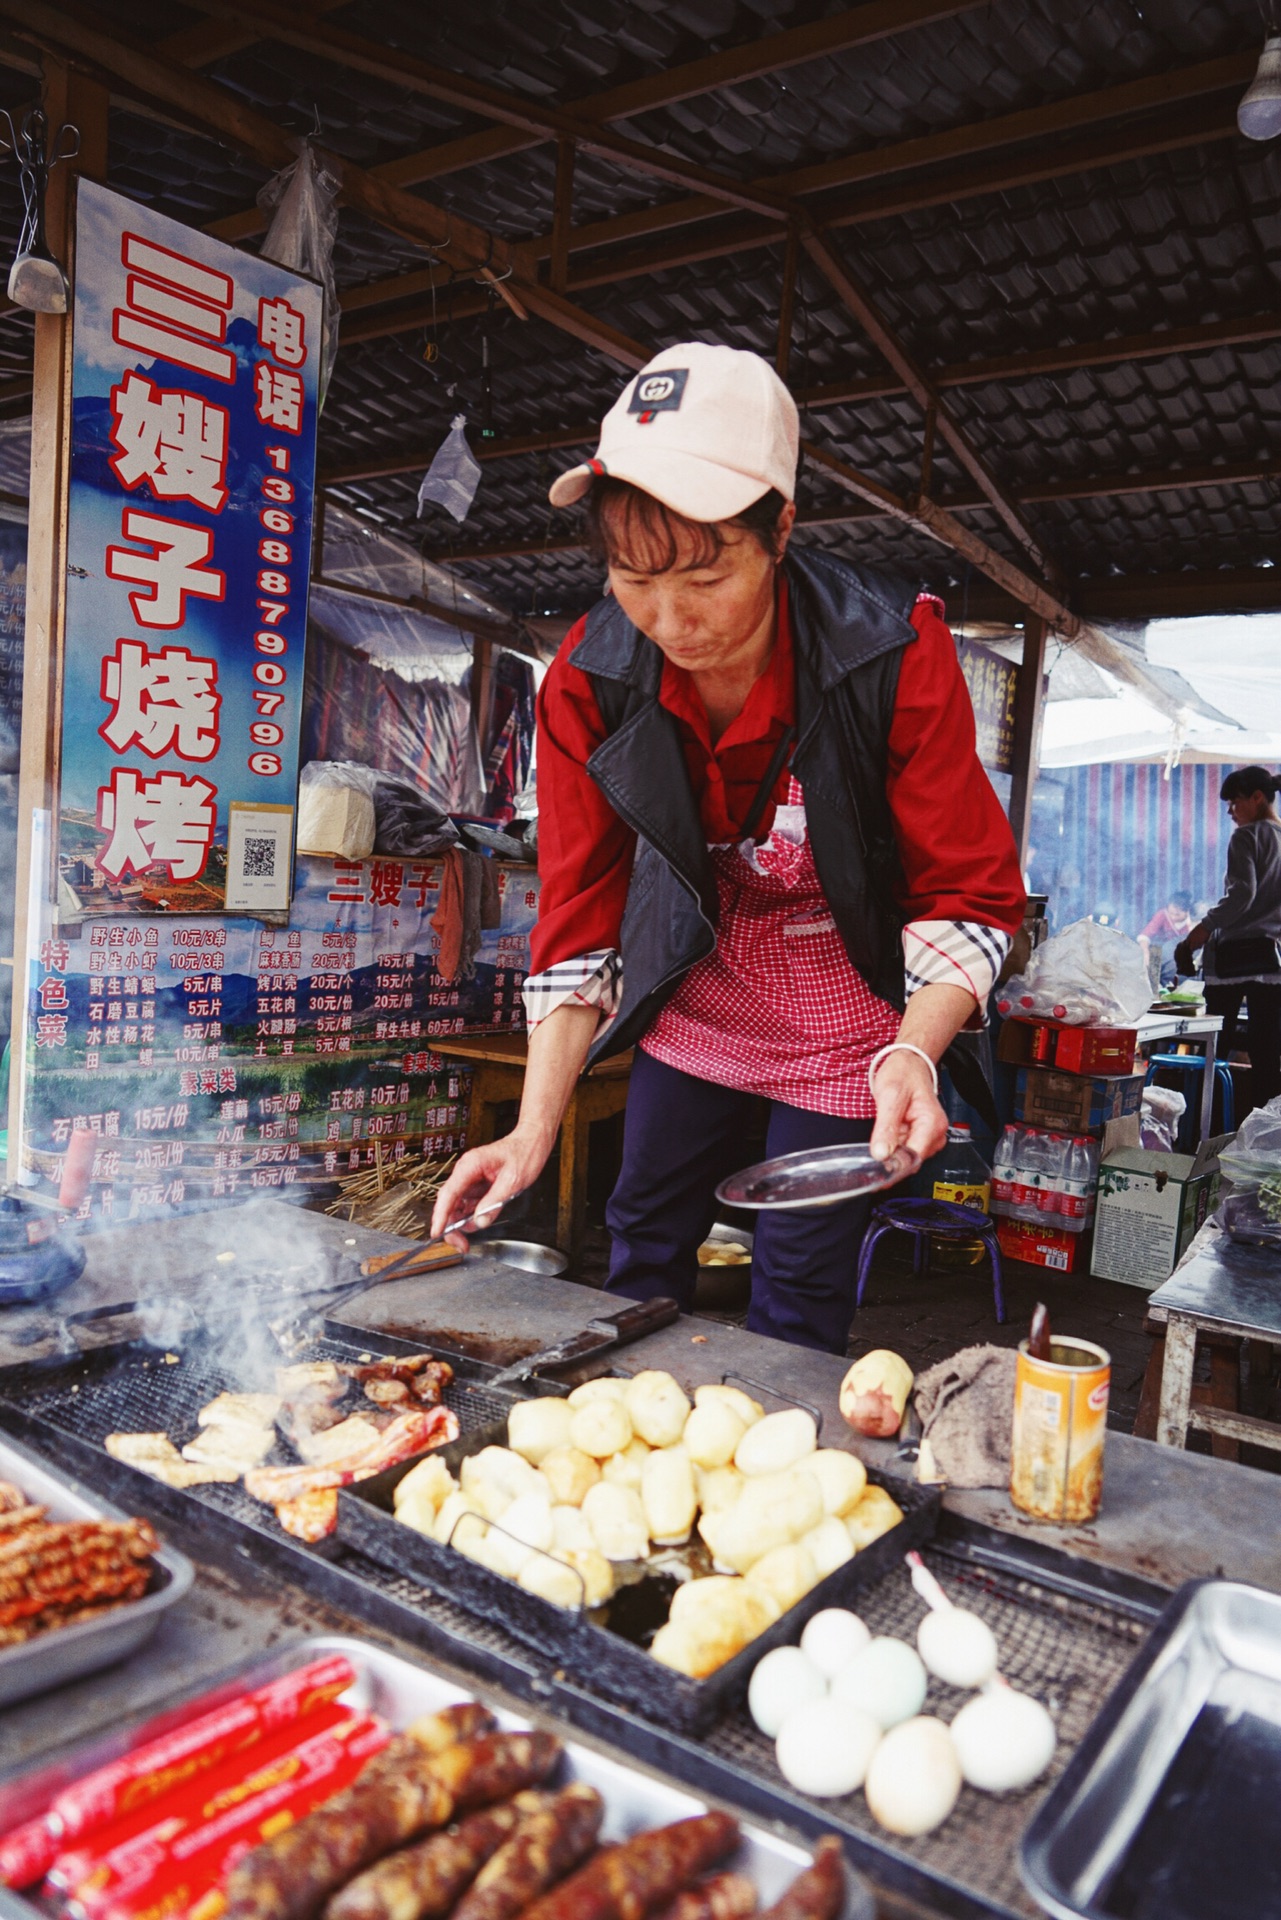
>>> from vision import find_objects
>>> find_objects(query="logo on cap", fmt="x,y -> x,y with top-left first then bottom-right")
628,368 -> 688,424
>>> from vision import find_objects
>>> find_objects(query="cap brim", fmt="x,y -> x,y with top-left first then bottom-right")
548,464 -> 595,508
548,446 -> 776,521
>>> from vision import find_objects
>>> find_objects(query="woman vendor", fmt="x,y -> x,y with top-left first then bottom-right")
434,343 -> 1025,1353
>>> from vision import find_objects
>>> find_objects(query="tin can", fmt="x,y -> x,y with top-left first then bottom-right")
1010,1336 -> 1110,1523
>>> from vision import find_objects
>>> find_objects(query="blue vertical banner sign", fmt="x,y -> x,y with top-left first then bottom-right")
59,180 -> 321,917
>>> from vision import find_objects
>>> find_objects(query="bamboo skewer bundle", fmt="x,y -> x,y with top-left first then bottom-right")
325,1154 -> 458,1239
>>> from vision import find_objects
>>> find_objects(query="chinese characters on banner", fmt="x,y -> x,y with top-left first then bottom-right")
23,856 -> 538,1220
59,182 -> 322,916
959,641 -> 1018,774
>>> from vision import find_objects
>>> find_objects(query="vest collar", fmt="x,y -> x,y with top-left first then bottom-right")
568,545 -> 917,691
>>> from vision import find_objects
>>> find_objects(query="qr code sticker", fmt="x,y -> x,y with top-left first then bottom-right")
242,836 -> 277,878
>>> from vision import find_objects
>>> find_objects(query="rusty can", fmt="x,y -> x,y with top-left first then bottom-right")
1010,1336 -> 1110,1523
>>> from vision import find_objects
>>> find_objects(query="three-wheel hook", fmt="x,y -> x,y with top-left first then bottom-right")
0,105 -> 81,313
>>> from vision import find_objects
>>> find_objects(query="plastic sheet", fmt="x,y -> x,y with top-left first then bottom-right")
258,143 -> 340,402
997,918 -> 1153,1026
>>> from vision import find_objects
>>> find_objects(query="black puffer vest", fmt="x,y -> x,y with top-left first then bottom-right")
571,545 -> 922,1066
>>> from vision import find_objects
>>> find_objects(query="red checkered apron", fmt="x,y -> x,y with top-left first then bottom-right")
641,779 -> 900,1117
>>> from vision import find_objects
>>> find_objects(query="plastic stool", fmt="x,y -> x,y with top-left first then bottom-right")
1145,1053 -> 1234,1150
855,1197 -> 1006,1323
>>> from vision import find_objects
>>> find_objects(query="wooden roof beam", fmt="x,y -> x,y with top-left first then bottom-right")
367,453 -> 1281,554
332,315 -> 1281,445
193,0 -> 985,240
536,55 -> 1252,266
0,0 -> 658,374
800,225 -> 1051,574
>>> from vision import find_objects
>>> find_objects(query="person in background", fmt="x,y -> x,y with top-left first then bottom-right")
1176,767 -> 1281,1109
433,342 -> 1024,1353
1140,888 -> 1195,988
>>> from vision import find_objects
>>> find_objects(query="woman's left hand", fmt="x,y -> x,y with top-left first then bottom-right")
869,1049 -> 949,1165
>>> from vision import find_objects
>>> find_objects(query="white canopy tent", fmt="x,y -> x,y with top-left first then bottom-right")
1036,614 -> 1281,771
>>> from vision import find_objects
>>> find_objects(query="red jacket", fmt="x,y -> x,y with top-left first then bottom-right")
532,584 -> 1025,975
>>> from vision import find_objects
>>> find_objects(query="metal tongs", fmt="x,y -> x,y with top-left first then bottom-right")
267,1239 -> 464,1356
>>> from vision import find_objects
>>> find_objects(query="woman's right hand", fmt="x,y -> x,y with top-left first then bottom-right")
430,1129 -> 552,1249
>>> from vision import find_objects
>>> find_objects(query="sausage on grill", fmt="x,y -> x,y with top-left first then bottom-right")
519,1812 -> 741,1920
451,1783 -> 604,1920
756,1839 -> 845,1920
324,1794 -> 545,1920
224,1731 -> 563,1920
649,1873 -> 758,1920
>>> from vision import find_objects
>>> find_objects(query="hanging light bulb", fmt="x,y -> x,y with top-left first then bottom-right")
1238,35 -> 1281,140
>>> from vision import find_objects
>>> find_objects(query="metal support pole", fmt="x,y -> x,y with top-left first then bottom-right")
1006,611 -> 1048,873
8,61 -> 108,1165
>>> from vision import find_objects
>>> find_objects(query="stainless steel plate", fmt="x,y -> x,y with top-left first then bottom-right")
716,1143 -> 919,1211
1021,1578 -> 1281,1920
0,1433 -> 193,1708
0,1633 -> 874,1920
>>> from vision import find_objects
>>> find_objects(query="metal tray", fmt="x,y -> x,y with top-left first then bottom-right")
337,1413 -> 940,1736
0,1632 -> 874,1920
717,1144 -> 919,1211
0,1431 -> 194,1708
1020,1578 -> 1281,1920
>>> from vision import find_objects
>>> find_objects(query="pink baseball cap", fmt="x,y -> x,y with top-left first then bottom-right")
548,342 -> 799,521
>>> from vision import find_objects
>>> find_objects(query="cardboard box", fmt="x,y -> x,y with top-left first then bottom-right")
1100,1114 -> 1142,1158
997,1019 -> 1138,1075
995,1217 -> 1089,1273
1014,1067 -> 1146,1135
1090,1137 -> 1227,1290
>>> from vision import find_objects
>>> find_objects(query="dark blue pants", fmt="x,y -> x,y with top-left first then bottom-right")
604,1049 -> 875,1354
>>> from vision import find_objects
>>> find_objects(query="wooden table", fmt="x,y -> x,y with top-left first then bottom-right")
434,1033 -> 633,1269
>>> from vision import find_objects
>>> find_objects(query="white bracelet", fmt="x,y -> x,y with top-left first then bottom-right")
867,1042 -> 940,1097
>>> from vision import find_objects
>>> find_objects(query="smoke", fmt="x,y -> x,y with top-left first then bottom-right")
84,1196 -> 353,1386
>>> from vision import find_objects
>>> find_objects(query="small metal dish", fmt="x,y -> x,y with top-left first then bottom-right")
717,1142 -> 919,1211
474,1238 -> 568,1277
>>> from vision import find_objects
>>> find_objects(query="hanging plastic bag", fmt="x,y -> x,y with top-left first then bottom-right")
258,143 -> 340,404
996,918 -> 1152,1027
1218,1094 -> 1281,1190
418,414 -> 481,523
296,760 -> 376,860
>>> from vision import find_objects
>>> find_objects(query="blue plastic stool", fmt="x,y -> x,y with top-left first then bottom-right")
1144,1052 -> 1235,1151
855,1197 -> 1006,1323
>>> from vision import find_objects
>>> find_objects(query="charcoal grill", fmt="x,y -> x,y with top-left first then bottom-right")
0,1327 -> 1166,1920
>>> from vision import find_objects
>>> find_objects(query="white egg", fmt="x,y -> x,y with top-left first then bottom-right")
747,1644 -> 827,1738
864,1716 -> 962,1836
950,1688 -> 1056,1792
800,1608 -> 871,1679
917,1608 -> 1000,1689
831,1636 -> 927,1729
775,1697 -> 882,1798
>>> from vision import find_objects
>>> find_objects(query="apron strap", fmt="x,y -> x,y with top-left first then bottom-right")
739,722 -> 797,844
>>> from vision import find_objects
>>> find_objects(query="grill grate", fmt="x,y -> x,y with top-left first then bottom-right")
7,1337 -> 516,1539
707,1555 -> 1147,1919
1,1346 -> 1149,1920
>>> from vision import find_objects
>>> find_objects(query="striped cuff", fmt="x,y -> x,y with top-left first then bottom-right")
903,920 -> 1010,1012
522,949 -> 623,1032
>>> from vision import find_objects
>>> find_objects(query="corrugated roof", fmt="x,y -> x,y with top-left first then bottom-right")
0,0 -> 1275,619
